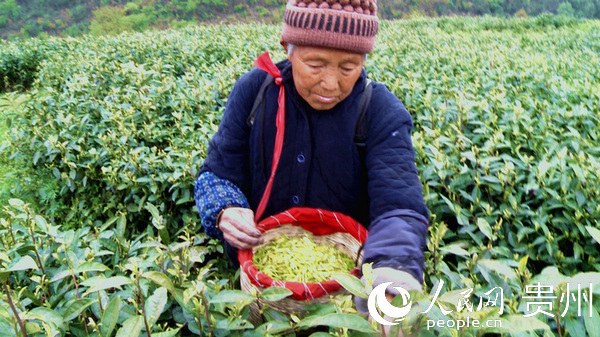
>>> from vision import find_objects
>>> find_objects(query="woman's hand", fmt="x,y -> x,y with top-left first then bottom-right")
219,207 -> 264,250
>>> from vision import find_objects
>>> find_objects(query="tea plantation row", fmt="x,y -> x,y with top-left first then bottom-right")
0,15 -> 599,336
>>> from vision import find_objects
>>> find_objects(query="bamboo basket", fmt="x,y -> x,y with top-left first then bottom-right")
240,224 -> 363,321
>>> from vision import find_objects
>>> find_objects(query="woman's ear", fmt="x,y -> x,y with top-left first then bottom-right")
280,39 -> 289,54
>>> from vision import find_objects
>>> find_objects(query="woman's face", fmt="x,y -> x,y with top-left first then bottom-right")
285,44 -> 364,111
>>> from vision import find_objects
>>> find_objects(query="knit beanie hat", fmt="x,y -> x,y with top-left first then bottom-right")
281,0 -> 379,54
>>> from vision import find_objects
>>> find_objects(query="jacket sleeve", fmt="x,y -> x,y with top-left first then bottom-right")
194,171 -> 250,239
362,84 -> 429,282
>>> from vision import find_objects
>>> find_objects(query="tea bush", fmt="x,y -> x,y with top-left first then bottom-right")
1,16 -> 600,336
0,39 -> 46,92
6,25 -> 284,235
370,20 -> 600,277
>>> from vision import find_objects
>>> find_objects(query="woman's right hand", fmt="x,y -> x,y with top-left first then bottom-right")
219,207 -> 264,250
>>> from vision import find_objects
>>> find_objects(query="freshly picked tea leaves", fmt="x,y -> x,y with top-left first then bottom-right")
253,234 -> 355,283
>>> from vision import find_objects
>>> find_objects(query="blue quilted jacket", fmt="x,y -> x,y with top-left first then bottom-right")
195,59 -> 429,281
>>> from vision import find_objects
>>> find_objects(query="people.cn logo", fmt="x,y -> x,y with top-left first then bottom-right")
367,282 -> 412,326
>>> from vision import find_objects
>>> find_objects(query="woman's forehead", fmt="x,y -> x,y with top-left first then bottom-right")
292,45 -> 365,61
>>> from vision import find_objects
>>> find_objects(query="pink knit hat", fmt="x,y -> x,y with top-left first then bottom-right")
281,0 -> 379,54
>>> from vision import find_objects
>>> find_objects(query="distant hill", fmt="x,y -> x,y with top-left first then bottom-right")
2,0 -> 599,39
1,0 -> 287,39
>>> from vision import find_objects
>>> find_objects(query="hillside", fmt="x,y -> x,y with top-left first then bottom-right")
0,0 -> 287,39
2,0 -> 600,39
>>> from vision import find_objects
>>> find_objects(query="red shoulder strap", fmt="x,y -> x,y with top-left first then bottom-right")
253,52 -> 286,222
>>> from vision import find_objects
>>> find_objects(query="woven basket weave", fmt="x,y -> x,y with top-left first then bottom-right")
240,224 -> 363,318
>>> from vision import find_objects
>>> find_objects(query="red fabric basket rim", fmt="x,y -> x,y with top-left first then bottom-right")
238,207 -> 368,301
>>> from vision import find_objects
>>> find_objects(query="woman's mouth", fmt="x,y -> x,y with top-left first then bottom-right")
315,94 -> 336,103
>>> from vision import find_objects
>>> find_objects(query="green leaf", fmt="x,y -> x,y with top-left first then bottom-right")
456,209 -> 469,226
217,316 -> 253,330
117,213 -> 127,240
100,215 -> 120,231
568,273 -> 600,294
101,296 -> 121,337
248,321 -> 292,336
477,259 -> 518,280
28,307 -> 66,330
435,288 -> 465,308
518,255 -> 529,274
583,305 -> 600,337
25,321 -> 42,335
537,160 -> 551,177
158,226 -> 170,244
35,215 -> 48,232
8,256 -> 38,272
585,226 -> 600,245
301,302 -> 336,318
0,317 -> 16,337
484,314 -> 551,333
145,287 -> 168,328
181,297 -> 201,334
81,276 -> 105,287
145,203 -> 160,219
63,298 -> 95,321
477,218 -> 493,240
74,262 -> 109,274
142,271 -> 175,294
150,327 -> 182,337
261,286 -> 293,301
439,243 -> 470,257
481,175 -> 501,184
8,198 -> 24,207
209,290 -> 255,304
115,315 -> 145,337
531,266 -> 568,289
332,272 -> 368,299
83,276 -> 132,296
171,288 -> 190,312
572,163 -> 586,182
297,313 -> 376,333
50,270 -> 72,283
14,244 -> 35,256
563,317 -> 586,337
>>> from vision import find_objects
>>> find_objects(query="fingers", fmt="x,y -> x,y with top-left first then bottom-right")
219,207 -> 264,250
223,228 -> 262,250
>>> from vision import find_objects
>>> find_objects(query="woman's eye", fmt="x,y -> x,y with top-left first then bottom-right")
340,64 -> 357,72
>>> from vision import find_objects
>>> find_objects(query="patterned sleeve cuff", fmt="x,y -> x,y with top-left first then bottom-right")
194,171 -> 250,239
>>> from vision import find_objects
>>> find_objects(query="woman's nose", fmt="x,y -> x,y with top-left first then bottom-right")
320,70 -> 338,91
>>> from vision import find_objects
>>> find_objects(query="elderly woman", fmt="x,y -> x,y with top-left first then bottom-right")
195,0 -> 429,319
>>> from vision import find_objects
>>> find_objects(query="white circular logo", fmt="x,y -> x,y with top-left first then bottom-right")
367,282 -> 412,326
